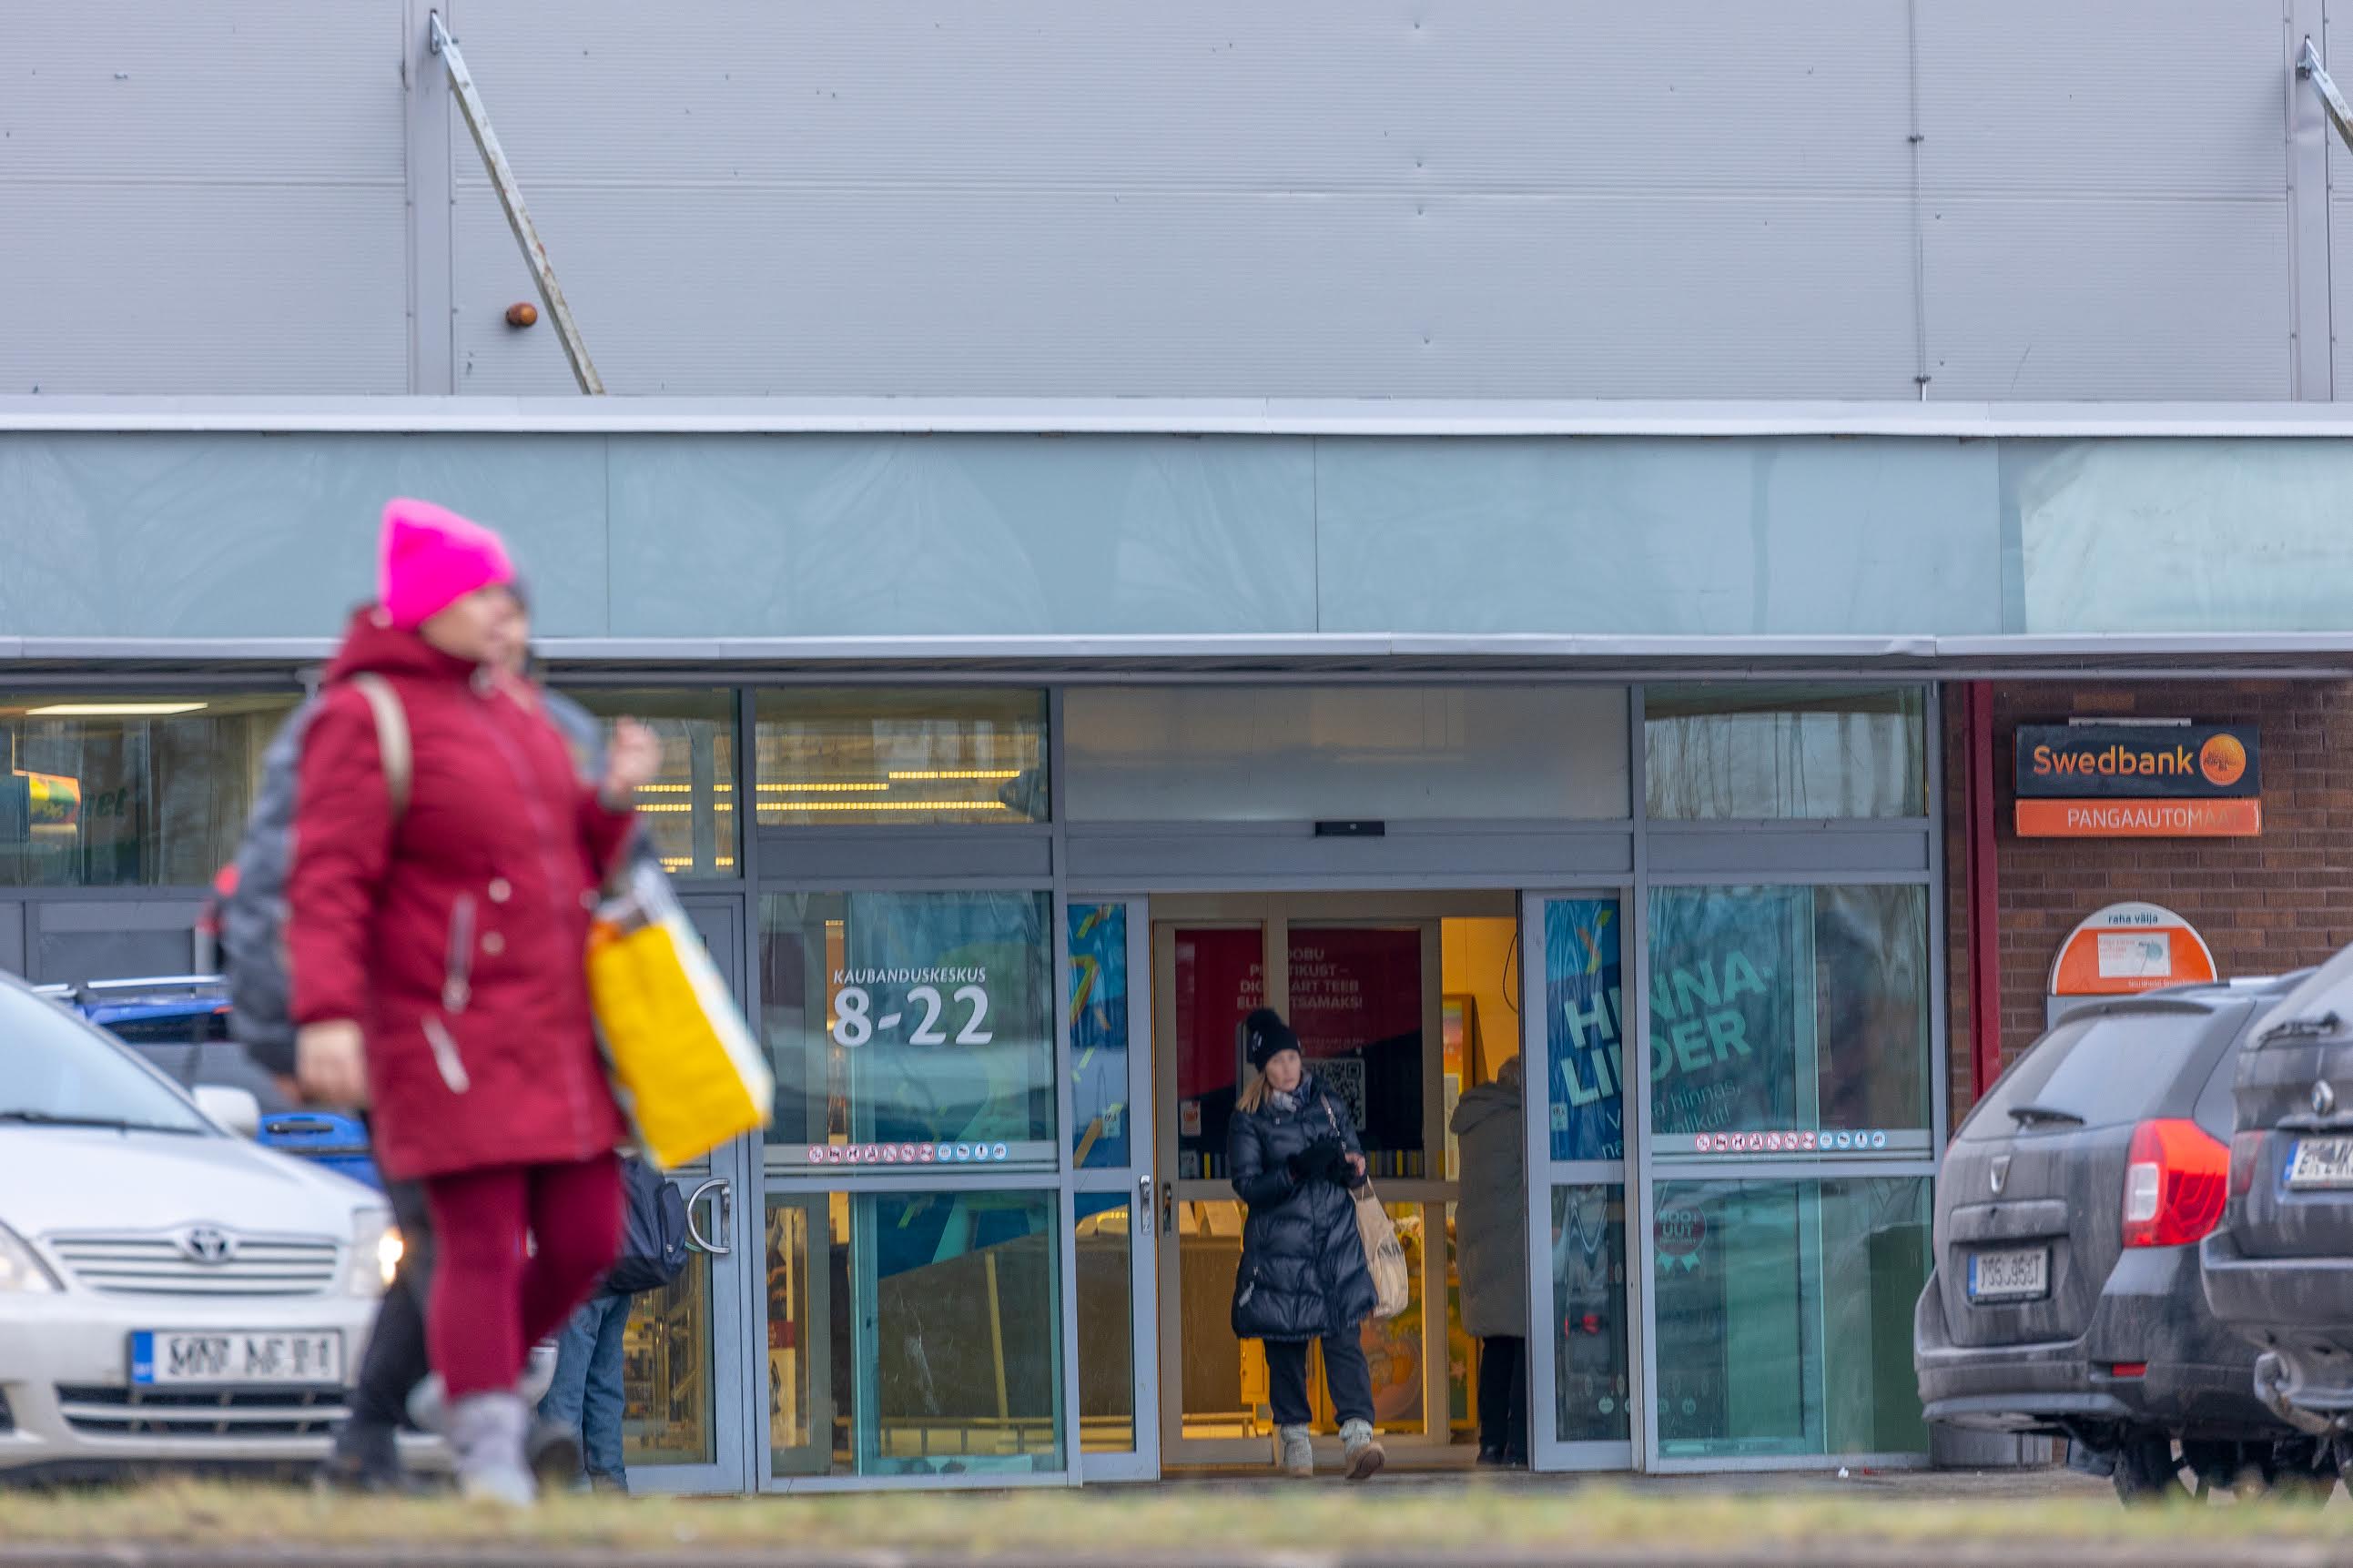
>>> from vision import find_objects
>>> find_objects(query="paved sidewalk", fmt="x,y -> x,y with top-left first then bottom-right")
5,1466 -> 2343,1568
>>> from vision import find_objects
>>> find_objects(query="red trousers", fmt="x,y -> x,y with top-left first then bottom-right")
421,1154 -> 622,1401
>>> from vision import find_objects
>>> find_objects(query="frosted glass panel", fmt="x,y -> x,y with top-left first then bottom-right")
1063,686 -> 1628,822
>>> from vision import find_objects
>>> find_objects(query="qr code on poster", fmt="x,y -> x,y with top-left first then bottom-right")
1317,1057 -> 1367,1130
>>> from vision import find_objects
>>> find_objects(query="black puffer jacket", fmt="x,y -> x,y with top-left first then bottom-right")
1229,1075 -> 1379,1341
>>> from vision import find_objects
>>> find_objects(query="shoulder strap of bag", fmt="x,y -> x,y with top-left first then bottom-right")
349,673 -> 412,825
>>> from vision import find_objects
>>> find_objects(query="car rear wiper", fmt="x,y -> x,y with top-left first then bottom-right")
2005,1103 -> 2087,1127
0,1108 -> 198,1136
2262,1011 -> 2344,1044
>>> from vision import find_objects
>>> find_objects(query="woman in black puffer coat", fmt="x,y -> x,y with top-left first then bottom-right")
1229,1007 -> 1386,1482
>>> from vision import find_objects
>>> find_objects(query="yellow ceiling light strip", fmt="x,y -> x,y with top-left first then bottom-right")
756,800 -> 1012,814
886,769 -> 1023,781
756,782 -> 892,793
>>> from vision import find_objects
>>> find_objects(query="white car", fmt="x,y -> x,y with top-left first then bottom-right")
0,974 -> 399,1481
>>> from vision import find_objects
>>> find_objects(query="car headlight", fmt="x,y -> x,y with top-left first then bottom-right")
348,1209 -> 402,1298
0,1221 -> 61,1295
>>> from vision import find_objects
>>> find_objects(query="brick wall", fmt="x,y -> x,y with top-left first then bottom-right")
1944,679 -> 2353,1127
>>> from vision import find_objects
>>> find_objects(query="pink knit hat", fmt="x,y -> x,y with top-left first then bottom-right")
377,498 -> 516,630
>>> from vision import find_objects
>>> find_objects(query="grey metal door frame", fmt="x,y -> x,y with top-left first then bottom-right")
626,892 -> 757,1496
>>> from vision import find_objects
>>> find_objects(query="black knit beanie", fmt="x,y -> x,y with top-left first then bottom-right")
1244,1007 -> 1301,1070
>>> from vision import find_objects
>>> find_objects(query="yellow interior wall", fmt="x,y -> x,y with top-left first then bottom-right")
1441,916 -> 1522,1085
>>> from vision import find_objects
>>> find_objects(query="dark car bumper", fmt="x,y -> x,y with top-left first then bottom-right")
2201,1229 -> 2353,1421
1916,1249 -> 2282,1441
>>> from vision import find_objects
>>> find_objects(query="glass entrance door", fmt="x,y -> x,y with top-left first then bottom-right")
1067,899 -> 1160,1481
1522,891 -> 1638,1472
1150,895 -> 1469,1470
624,894 -> 756,1494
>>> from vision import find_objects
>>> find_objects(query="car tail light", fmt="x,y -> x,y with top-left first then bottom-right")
2230,1130 -> 2267,1199
2123,1118 -> 2230,1248
2110,1362 -> 2148,1379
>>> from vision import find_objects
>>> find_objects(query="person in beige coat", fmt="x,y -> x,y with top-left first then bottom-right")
1450,1055 -> 1529,1466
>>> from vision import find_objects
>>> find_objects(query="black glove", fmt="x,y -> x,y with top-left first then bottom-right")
1289,1137 -> 1345,1182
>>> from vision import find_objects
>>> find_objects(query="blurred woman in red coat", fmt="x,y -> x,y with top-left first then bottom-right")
287,497 -> 657,1504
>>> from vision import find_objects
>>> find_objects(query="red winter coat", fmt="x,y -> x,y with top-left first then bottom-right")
287,611 -> 633,1181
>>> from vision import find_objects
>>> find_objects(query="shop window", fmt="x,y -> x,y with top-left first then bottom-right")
1550,1184 -> 1632,1445
1063,685 -> 1630,822
759,892 -> 1058,1173
1650,1179 -> 1932,1460
754,689 -> 1047,827
556,689 -> 739,876
1069,905 -> 1131,1169
1644,685 -> 1927,820
764,1188 -> 1063,1478
0,694 -> 298,888
1543,897 -> 1628,1163
1072,1193 -> 1136,1454
1648,885 -> 1932,1158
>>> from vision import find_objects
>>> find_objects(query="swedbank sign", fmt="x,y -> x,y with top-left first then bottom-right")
2014,723 -> 2260,838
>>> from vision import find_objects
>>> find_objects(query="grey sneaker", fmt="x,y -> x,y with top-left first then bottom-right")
1340,1418 -> 1385,1482
1276,1424 -> 1315,1479
449,1391 -> 536,1507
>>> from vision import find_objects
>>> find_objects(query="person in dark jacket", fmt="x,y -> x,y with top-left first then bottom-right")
538,1152 -> 669,1493
1228,1007 -> 1386,1482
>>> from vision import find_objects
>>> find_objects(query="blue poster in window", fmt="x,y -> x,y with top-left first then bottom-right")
1068,904 -> 1129,1168
1547,898 -> 1625,1162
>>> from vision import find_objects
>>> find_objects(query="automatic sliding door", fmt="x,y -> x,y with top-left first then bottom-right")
1069,899 -> 1159,1482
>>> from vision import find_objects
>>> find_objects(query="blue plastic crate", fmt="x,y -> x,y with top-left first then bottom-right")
259,1112 -> 383,1192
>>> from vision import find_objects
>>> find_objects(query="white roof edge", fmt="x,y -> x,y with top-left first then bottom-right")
6,632 -> 2353,663
9,396 -> 2353,439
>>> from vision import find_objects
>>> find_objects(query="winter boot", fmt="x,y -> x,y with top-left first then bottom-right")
1275,1424 -> 1315,1479
449,1391 -> 537,1507
1340,1418 -> 1386,1482
315,1419 -> 403,1494
526,1418 -> 584,1492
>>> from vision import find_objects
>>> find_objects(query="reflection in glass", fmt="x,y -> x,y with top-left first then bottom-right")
1647,885 -> 1931,1154
760,892 -> 1057,1168
1544,898 -> 1626,1163
1073,1194 -> 1135,1454
1650,1179 -> 1932,1460
1645,685 -> 1926,820
1171,926 -> 1265,1181
624,1249 -> 716,1466
754,689 -> 1047,826
1063,684 -> 1630,822
766,1188 -> 1063,1477
1289,927 -> 1427,1180
1549,1185 -> 1631,1444
559,688 -> 739,875
0,693 -> 299,888
1175,1199 -> 1256,1441
1069,905 -> 1131,1168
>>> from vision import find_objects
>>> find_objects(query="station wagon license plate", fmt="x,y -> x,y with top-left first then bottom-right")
130,1330 -> 343,1388
2288,1137 -> 2353,1189
1968,1247 -> 2050,1302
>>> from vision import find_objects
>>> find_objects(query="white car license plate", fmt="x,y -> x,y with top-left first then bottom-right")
1968,1246 -> 2050,1302
2288,1137 -> 2353,1189
130,1330 -> 344,1387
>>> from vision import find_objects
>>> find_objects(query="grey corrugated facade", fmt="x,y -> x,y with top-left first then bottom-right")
5,1 -> 2347,401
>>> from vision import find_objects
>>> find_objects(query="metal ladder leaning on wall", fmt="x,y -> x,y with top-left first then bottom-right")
2302,38 -> 2353,161
428,9 -> 604,394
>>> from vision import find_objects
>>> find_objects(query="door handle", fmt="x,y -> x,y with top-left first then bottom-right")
1160,1179 -> 1174,1237
1138,1171 -> 1152,1219
685,1177 -> 732,1257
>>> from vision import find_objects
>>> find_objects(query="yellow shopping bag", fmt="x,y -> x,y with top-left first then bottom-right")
586,863 -> 774,1169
